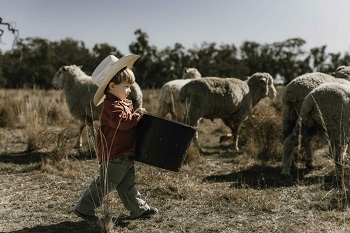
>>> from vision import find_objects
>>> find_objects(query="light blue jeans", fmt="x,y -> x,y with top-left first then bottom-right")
75,157 -> 149,218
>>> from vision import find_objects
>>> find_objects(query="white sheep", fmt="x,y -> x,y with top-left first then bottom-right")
282,67 -> 350,141
157,67 -> 201,122
281,68 -> 350,169
52,65 -> 143,148
334,65 -> 350,80
178,72 -> 277,152
282,83 -> 350,188
282,72 -> 340,141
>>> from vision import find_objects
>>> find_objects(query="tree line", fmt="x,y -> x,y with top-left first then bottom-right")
0,29 -> 350,89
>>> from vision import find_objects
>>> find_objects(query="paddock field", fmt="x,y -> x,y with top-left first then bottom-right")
1,87 -> 350,233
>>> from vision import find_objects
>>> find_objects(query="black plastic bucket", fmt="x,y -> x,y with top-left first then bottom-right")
134,113 -> 197,172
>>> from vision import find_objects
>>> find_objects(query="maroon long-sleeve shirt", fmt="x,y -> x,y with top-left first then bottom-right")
97,92 -> 143,163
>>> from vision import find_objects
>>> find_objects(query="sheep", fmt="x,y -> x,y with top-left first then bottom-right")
282,73 -> 342,141
281,83 -> 350,188
281,68 -> 350,169
334,65 -> 350,80
52,65 -> 143,148
178,72 -> 277,152
157,67 -> 202,122
282,67 -> 350,141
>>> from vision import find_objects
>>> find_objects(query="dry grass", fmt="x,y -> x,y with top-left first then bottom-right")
1,87 -> 350,232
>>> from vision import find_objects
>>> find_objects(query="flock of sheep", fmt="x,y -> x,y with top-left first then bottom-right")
52,63 -> 350,188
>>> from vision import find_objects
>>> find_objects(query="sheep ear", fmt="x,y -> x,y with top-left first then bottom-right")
260,77 -> 267,83
62,66 -> 67,71
183,67 -> 188,73
336,65 -> 345,72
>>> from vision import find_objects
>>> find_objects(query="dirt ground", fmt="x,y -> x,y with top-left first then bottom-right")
1,90 -> 350,233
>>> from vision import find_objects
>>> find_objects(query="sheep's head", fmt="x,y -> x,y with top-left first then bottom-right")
52,66 -> 68,90
249,73 -> 277,99
335,65 -> 350,81
52,65 -> 83,90
182,67 -> 202,79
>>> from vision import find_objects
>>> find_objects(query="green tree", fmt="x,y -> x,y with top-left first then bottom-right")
156,43 -> 188,84
1,31 -> 349,89
309,45 -> 328,72
91,43 -> 123,73
240,41 -> 262,75
271,38 -> 311,84
129,29 -> 160,88
213,44 -> 247,78
328,52 -> 342,72
50,38 -> 92,72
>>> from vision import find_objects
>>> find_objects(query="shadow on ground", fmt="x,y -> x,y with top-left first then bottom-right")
5,221 -> 101,233
200,144 -> 232,155
0,149 -> 96,165
203,164 -> 339,189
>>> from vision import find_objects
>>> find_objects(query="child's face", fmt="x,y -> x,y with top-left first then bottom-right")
107,81 -> 132,100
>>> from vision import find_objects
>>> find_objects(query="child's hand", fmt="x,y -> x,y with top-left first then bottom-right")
135,108 -> 146,115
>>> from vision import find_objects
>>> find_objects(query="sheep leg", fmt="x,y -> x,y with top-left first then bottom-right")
192,132 -> 200,151
221,119 -> 241,152
303,139 -> 313,171
219,134 -> 232,143
281,104 -> 298,141
74,121 -> 86,148
189,120 -> 202,155
231,124 -> 241,152
281,133 -> 298,176
157,103 -> 170,118
174,102 -> 187,123
334,145 -> 348,207
333,141 -> 347,189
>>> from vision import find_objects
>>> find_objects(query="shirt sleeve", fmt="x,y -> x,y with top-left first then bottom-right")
106,101 -> 142,130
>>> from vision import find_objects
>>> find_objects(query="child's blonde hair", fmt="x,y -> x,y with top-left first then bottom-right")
105,67 -> 135,93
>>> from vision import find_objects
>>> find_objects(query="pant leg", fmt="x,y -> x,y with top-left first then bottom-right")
75,161 -> 122,215
115,158 -> 149,218
75,166 -> 105,216
75,157 -> 149,217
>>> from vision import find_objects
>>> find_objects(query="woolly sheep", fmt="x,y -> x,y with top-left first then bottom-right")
334,65 -> 350,80
282,68 -> 350,141
178,72 -> 277,152
282,73 -> 342,141
157,67 -> 202,121
281,68 -> 350,170
281,83 -> 350,187
52,65 -> 143,148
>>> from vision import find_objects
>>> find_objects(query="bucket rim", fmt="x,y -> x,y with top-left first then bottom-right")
143,113 -> 197,131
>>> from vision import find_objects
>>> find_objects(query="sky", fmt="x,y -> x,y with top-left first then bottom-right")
1,0 -> 350,55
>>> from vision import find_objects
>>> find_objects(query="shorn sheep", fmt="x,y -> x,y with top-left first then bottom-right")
157,67 -> 201,122
281,67 -> 350,170
282,83 -> 350,188
178,72 -> 277,152
52,65 -> 143,148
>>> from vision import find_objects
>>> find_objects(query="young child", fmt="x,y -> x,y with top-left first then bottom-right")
74,54 -> 158,221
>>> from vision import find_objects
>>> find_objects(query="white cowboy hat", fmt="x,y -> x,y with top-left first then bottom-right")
91,54 -> 140,106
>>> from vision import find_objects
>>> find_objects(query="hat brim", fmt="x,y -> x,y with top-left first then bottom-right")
93,55 -> 140,106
